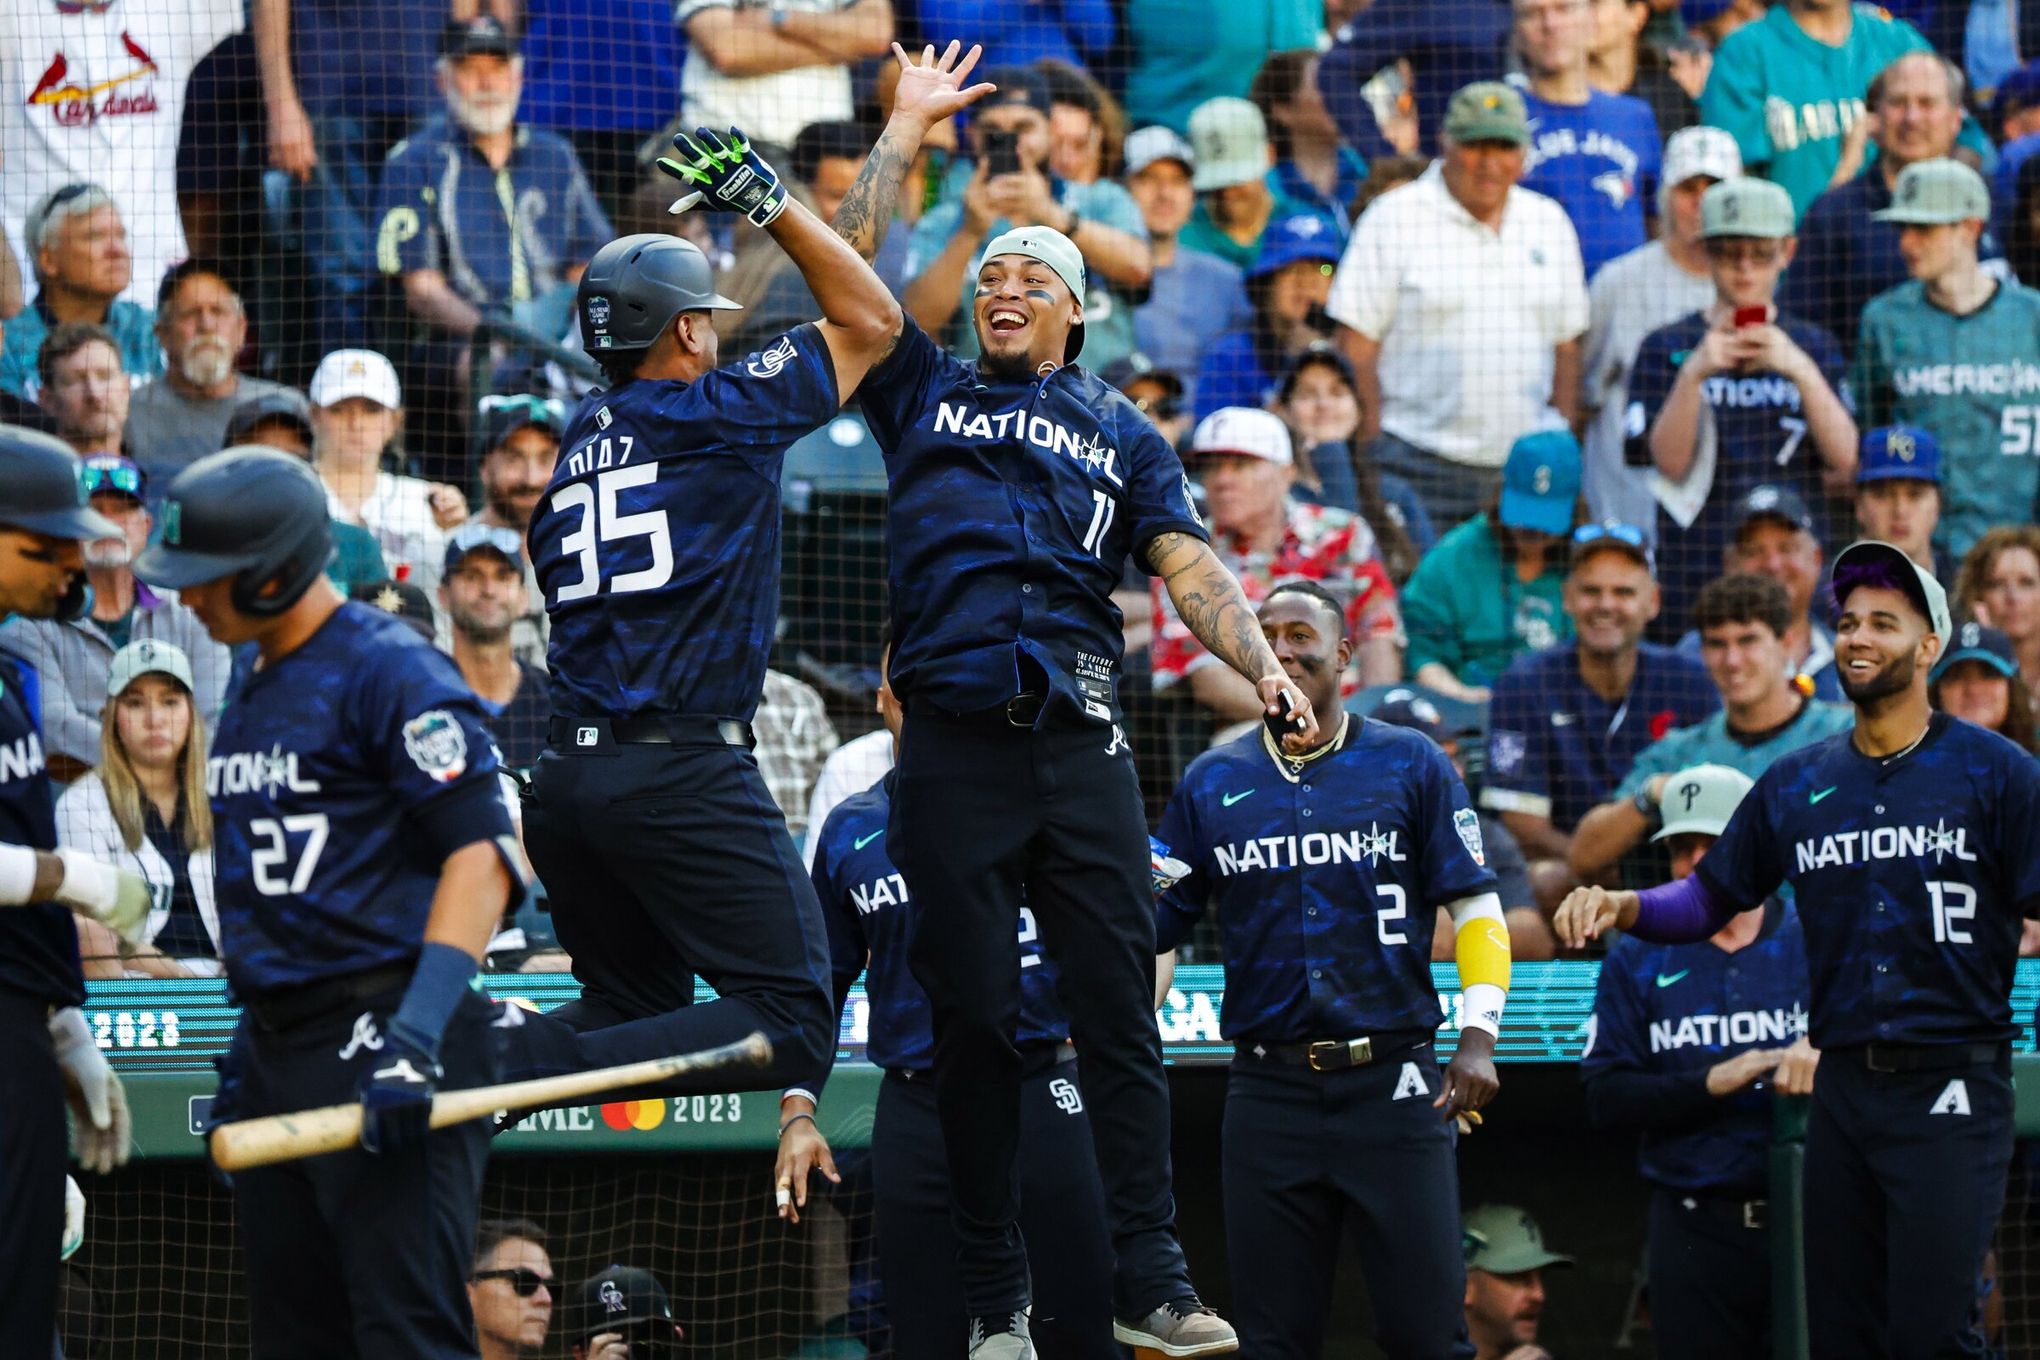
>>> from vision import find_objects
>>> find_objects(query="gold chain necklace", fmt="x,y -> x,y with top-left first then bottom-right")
1263,711 -> 1350,782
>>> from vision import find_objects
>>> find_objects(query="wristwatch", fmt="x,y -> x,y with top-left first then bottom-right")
1632,784 -> 1661,826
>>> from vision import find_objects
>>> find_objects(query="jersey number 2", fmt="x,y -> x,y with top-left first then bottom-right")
550,464 -> 675,603
250,814 -> 329,896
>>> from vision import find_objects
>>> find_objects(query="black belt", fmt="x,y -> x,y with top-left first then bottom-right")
889,1041 -> 1074,1084
239,962 -> 412,1033
1667,1189 -> 1768,1231
907,691 -> 1048,729
1841,1041 -> 2006,1074
549,715 -> 754,748
1238,1030 -> 1431,1072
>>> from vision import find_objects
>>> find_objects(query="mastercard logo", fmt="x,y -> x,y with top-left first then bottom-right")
599,1099 -> 665,1131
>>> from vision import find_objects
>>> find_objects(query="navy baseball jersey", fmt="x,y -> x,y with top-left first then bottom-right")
208,603 -> 517,997
1697,714 -> 2040,1048
533,324 -> 842,722
858,317 -> 1208,721
0,649 -> 81,1006
808,773 -> 1066,1078
1582,899 -> 1809,1195
1155,719 -> 1497,1043
1483,642 -> 1719,833
1517,84 -> 1663,279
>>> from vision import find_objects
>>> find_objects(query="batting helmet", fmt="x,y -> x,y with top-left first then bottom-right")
133,446 -> 333,618
578,234 -> 741,359
0,423 -> 121,621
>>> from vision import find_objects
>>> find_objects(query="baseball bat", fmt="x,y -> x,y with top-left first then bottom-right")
209,1031 -> 774,1171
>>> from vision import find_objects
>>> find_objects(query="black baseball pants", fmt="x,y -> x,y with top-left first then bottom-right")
890,704 -> 1193,1319
0,991 -> 65,1358
1645,1188 -> 1772,1360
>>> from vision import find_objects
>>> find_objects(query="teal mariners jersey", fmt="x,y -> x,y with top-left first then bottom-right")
1854,279 -> 2040,565
1613,699 -> 1857,803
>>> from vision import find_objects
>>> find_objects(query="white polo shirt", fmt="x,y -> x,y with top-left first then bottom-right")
675,0 -> 855,150
1327,164 -> 1589,469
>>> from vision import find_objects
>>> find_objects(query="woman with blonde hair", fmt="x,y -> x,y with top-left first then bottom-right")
56,640 -> 219,978
1954,524 -> 2040,714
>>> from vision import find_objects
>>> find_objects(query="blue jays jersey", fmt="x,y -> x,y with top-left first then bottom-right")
533,324 -> 842,722
1516,85 -> 1663,280
1155,718 -> 1497,1043
858,318 -> 1208,721
1483,642 -> 1719,833
807,773 -> 1065,1079
1697,714 -> 2040,1048
208,603 -> 517,997
0,649 -> 81,1006
1582,899 -> 1809,1195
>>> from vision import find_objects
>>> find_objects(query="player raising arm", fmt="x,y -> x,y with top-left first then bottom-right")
1556,539 -> 2040,1360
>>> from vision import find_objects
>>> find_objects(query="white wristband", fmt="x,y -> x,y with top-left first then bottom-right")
0,842 -> 37,906
53,847 -> 118,915
1461,982 -> 1507,1039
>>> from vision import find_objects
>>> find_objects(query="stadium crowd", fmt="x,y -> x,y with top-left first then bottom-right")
13,0 -> 2040,1354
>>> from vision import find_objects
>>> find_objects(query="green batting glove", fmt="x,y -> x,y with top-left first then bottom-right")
657,126 -> 789,227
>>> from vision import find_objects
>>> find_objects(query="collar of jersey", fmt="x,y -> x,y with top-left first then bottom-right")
1261,709 -> 1350,784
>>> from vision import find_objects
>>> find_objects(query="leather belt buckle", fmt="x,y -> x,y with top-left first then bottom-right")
1307,1037 -> 1372,1071
1005,692 -> 1045,727
1864,1045 -> 1897,1074
1743,1199 -> 1767,1231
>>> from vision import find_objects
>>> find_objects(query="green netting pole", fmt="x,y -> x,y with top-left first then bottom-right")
1772,1094 -> 1811,1360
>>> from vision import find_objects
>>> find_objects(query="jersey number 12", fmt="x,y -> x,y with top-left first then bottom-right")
550,464 -> 676,603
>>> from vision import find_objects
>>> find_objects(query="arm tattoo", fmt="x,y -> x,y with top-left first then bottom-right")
1148,532 -> 1282,683
833,125 -> 914,264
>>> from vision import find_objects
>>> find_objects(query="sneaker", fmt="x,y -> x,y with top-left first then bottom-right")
1113,1297 -> 1239,1357
967,1310 -> 1034,1360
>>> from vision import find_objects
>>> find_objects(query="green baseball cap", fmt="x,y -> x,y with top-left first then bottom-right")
1443,82 -> 1530,146
1700,177 -> 1796,240
978,225 -> 1088,362
1872,157 -> 1991,226
1462,1205 -> 1575,1274
1652,764 -> 1755,842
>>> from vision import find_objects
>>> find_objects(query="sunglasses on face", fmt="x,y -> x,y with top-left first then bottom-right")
472,1267 -> 554,1297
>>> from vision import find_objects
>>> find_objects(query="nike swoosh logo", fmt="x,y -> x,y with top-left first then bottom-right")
1656,970 -> 1690,989
854,830 -> 884,850
1222,789 -> 1255,807
1810,787 -> 1836,805
1670,349 -> 1691,367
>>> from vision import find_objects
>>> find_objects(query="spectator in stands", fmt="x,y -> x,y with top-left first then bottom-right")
1856,158 -> 2040,571
2008,155 -> 2040,289
902,69 -> 1150,369
1583,126 -> 1741,530
675,0 -> 893,155
309,348 -> 466,591
1192,213 -> 1341,419
1705,486 -> 1843,701
375,17 -> 614,481
1587,0 -> 1697,137
776,120 -> 912,297
1513,0 -> 1666,279
1124,126 -> 1251,401
38,323 -> 131,458
1153,406 -> 1401,728
1785,54 -> 1999,359
1483,523 -> 1716,908
1569,572 -> 1853,881
1317,0 -> 1514,163
57,639 -> 221,980
1038,59 -> 1122,186
1329,82 -> 1589,527
126,264 -> 295,483
1350,156 -> 1432,219
1272,344 -> 1435,574
0,186 -> 159,400
569,1265 -> 683,1360
1101,353 -> 1194,449
756,670 -> 841,843
1697,0 -> 1982,221
1178,98 -> 1302,271
1250,50 -> 1367,238
439,523 -> 550,771
1123,0 -> 1321,133
1954,525 -> 2040,712
911,0 -> 1112,72
1991,62 -> 2040,233
801,643 -> 899,866
1853,425 -> 1942,577
1629,177 -> 1855,637
1461,1204 -> 1573,1360
1402,430 -> 1583,704
469,1219 -> 556,1360
1931,621 -> 2038,755
225,392 -> 392,593
0,316 -> 51,430
354,576 -> 439,642
0,455 -> 228,781
473,393 -> 562,665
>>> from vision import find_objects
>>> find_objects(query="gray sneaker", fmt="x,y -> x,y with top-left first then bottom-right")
967,1309 -> 1034,1359
1112,1297 -> 1239,1357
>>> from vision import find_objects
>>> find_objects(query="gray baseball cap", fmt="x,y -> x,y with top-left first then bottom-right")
1125,125 -> 1195,178
1873,158 -> 1991,226
978,225 -> 1088,361
1187,97 -> 1269,192
1700,177 -> 1796,240
1652,764 -> 1755,842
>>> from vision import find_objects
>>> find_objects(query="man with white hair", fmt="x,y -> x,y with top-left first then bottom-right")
126,262 -> 298,483
0,185 -> 161,401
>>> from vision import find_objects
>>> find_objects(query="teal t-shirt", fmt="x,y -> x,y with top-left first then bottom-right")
0,298 -> 161,398
1124,0 -> 1322,132
1615,699 -> 1856,800
1401,513 -> 1572,689
1854,278 -> 2040,566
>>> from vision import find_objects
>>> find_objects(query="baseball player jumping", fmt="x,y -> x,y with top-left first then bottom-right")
1557,540 -> 2040,1358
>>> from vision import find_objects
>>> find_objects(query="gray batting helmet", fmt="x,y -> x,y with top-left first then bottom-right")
578,234 -> 741,359
0,423 -> 121,542
134,447 -> 334,618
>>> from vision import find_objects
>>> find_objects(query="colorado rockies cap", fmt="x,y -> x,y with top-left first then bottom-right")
1462,1204 -> 1575,1274
1191,406 -> 1293,466
978,225 -> 1087,361
107,638 -> 196,701
1651,763 -> 1755,842
1498,428 -> 1582,537
1442,81 -> 1530,147
1124,125 -> 1195,178
573,1264 -> 676,1340
1700,177 -> 1795,240
1831,538 -> 1953,648
1873,158 -> 1991,226
1930,619 -> 2016,683
1857,425 -> 1942,485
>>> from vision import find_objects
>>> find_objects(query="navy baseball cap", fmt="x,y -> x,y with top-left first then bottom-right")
475,392 -> 566,455
79,453 -> 146,504
1732,484 -> 1813,538
1370,690 -> 1448,743
1498,428 -> 1582,536
1931,619 -> 2017,682
1247,214 -> 1342,281
1857,425 -> 1942,486
350,577 -> 435,640
224,390 -> 315,450
1996,60 -> 2040,124
977,66 -> 1053,119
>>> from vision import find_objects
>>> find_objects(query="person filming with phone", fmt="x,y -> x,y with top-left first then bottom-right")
1624,176 -> 1857,636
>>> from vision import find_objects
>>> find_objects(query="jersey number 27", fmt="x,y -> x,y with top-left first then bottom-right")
550,463 -> 676,604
